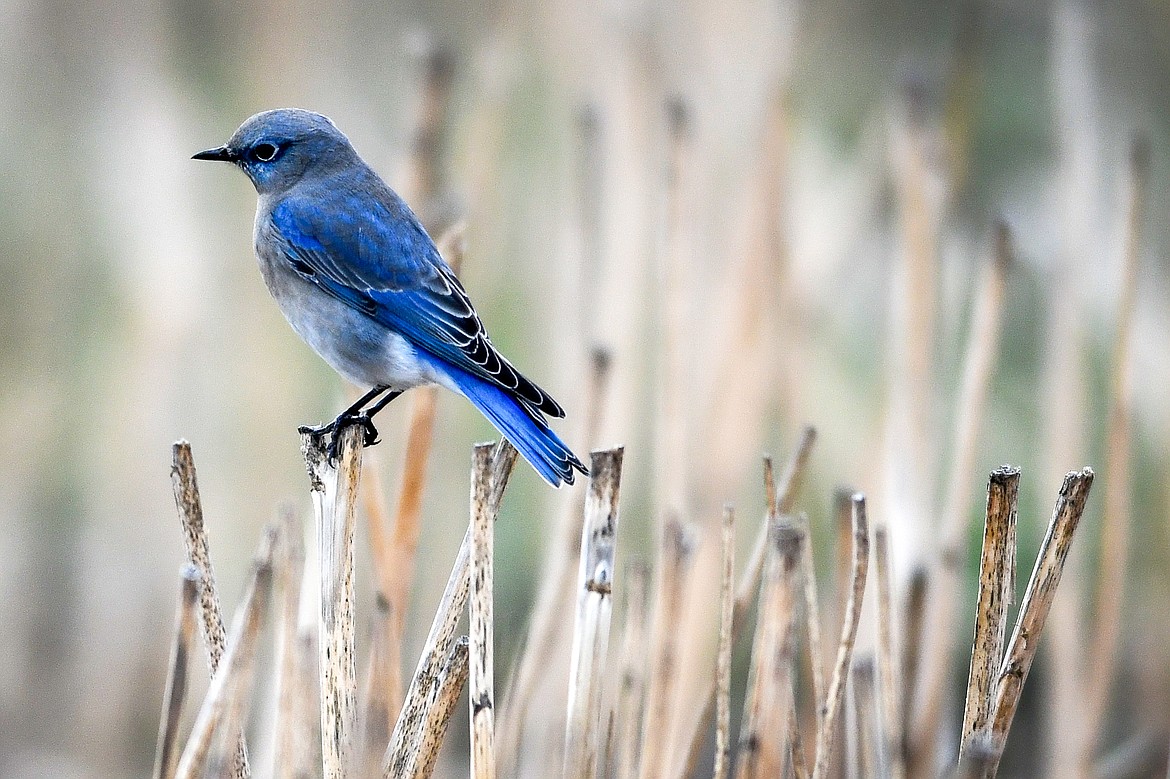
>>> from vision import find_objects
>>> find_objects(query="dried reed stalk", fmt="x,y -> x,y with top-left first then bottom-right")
901,565 -> 928,763
813,494 -> 869,779
790,725 -> 810,779
272,505 -> 316,779
175,525 -> 277,779
637,517 -> 697,779
985,468 -> 1095,774
655,97 -> 694,520
1040,12 -> 1099,765
170,440 -> 250,776
1082,136 -> 1148,767
576,105 -> 605,342
498,347 -> 611,773
400,45 -> 456,229
469,444 -> 497,779
851,655 -> 880,778
960,467 -> 1019,761
301,423 -> 364,777
873,526 -> 906,779
360,595 -> 395,776
745,427 -> 817,611
734,523 -> 803,779
796,510 -> 826,740
713,506 -> 736,779
381,440 -> 517,777
955,736 -> 995,779
677,428 -> 817,766
613,561 -> 649,779
413,637 -> 471,779
563,448 -> 625,778
887,77 -> 941,560
697,78 -> 794,499
913,223 -> 1011,765
153,565 -> 200,779
357,438 -> 399,728
363,46 -> 460,733
822,487 -> 855,775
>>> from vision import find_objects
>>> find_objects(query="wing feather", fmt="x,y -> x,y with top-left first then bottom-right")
268,194 -> 564,418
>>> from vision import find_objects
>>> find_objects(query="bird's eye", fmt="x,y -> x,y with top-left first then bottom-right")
252,143 -> 279,162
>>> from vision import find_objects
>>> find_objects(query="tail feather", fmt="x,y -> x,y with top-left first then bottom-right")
442,365 -> 587,487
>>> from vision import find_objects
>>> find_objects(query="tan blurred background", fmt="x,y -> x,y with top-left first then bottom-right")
2,0 -> 1169,776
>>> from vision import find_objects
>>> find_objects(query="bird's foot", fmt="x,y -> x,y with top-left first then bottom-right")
299,412 -> 380,464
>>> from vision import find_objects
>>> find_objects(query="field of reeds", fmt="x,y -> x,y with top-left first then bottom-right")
154,425 -> 1100,778
150,27 -> 1159,776
2,2 -> 1169,778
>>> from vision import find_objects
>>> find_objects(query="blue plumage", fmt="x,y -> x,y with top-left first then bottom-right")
194,108 -> 586,486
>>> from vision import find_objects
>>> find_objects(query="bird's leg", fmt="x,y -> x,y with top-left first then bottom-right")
298,384 -> 393,458
327,389 -> 404,459
362,388 -> 403,421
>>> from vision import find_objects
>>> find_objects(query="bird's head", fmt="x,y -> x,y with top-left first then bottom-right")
193,108 -> 356,196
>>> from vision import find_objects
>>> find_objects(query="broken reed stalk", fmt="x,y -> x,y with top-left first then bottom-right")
713,506 -> 736,779
563,448 -> 625,778
913,222 -> 1011,762
813,494 -> 869,779
153,565 -> 201,779
381,440 -> 518,778
1082,136 -> 1148,765
498,347 -> 612,774
677,427 -> 817,767
219,525 -> 281,752
301,423 -> 364,777
170,440 -> 250,777
174,526 -> 278,779
637,518 -> 697,779
985,468 -> 1095,775
746,427 -> 817,613
960,467 -> 1019,761
873,526 -> 906,779
272,505 -> 316,779
414,637 -> 471,779
469,444 -> 497,779
613,562 -> 649,779
734,523 -> 803,779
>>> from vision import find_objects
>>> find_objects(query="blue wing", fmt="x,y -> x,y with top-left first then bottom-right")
265,182 -> 565,419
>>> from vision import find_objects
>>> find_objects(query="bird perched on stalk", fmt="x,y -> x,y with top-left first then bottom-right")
194,109 -> 586,486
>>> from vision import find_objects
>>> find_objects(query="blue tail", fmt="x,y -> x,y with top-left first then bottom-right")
441,365 -> 587,487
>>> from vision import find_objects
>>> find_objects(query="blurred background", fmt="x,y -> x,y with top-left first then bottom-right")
2,0 -> 1169,775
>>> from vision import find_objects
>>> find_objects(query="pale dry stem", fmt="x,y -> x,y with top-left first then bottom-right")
812,494 -> 869,779
152,565 -> 200,779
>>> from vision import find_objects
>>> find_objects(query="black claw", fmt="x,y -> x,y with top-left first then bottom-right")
300,412 -> 381,464
356,414 -> 380,447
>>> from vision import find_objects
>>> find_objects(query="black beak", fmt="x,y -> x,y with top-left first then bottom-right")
192,145 -> 237,162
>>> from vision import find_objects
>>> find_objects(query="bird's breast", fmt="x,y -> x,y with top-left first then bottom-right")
252,238 -> 435,393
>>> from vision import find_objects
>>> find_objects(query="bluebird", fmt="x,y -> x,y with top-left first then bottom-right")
194,109 -> 587,486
